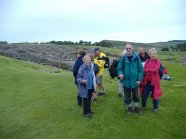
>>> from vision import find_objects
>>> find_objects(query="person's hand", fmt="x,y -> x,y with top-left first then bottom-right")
82,80 -> 87,84
136,81 -> 141,86
119,74 -> 124,80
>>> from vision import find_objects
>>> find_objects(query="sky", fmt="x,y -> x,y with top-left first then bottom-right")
0,0 -> 186,43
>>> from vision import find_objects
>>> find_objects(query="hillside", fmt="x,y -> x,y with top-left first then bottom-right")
0,55 -> 186,139
103,40 -> 186,48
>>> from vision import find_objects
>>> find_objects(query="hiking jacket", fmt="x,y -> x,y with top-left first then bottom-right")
73,55 -> 84,85
117,53 -> 144,88
77,63 -> 96,98
140,58 -> 162,100
94,52 -> 106,76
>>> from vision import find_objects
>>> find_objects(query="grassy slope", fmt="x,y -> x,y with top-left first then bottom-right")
103,40 -> 186,48
0,55 -> 186,139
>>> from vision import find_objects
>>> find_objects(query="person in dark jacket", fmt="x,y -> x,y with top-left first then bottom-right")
77,55 -> 96,118
138,47 -> 150,67
73,49 -> 86,106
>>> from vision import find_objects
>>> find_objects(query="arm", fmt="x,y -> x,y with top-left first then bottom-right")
73,60 -> 79,78
117,57 -> 124,76
76,66 -> 84,84
144,59 -> 160,74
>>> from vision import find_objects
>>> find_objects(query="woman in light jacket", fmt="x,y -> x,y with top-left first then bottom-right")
77,55 -> 96,118
140,48 -> 162,112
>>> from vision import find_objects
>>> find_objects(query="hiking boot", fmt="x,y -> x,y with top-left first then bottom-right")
84,113 -> 92,118
134,107 -> 140,113
98,93 -> 105,96
153,109 -> 158,112
102,93 -> 106,96
127,107 -> 132,115
141,107 -> 146,111
90,111 -> 95,114
118,94 -> 122,97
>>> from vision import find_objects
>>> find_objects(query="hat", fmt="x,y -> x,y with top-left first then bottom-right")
94,48 -> 100,52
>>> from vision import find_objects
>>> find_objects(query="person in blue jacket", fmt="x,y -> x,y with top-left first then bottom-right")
77,55 -> 96,118
73,49 -> 86,106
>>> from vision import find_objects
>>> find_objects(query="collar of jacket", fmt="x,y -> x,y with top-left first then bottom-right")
97,52 -> 105,58
78,55 -> 84,60
124,52 -> 137,63
81,63 -> 94,70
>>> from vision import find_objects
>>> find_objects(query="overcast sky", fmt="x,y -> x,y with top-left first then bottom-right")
1,0 -> 186,43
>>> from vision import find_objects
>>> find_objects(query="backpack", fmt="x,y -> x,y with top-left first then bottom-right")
108,60 -> 118,79
104,56 -> 110,68
97,52 -> 109,68
93,63 -> 100,75
159,64 -> 164,79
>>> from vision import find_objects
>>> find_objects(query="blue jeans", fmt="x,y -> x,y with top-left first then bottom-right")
142,82 -> 158,109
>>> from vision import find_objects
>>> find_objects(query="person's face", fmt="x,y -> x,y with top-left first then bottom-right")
77,53 -> 80,58
139,48 -> 145,55
95,50 -> 100,56
126,45 -> 133,56
84,60 -> 91,65
90,53 -> 95,59
150,52 -> 157,59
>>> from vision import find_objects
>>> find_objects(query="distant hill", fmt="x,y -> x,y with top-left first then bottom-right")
103,40 -> 186,48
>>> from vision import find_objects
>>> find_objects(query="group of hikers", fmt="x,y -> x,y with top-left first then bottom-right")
73,43 -> 170,118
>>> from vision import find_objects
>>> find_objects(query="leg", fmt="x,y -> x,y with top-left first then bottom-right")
76,85 -> 82,106
142,82 -> 151,108
100,83 -> 105,93
96,76 -> 105,96
88,89 -> 93,112
83,97 -> 89,115
124,87 -> 132,106
132,87 -> 139,107
98,76 -> 105,93
151,86 -> 159,111
77,94 -> 82,106
96,76 -> 101,94
124,87 -> 132,114
118,80 -> 123,96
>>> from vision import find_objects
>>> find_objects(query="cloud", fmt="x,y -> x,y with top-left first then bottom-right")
0,0 -> 185,42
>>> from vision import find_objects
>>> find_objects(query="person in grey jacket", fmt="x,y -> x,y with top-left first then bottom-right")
77,55 -> 96,118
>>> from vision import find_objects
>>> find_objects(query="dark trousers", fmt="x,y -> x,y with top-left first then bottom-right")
76,85 -> 82,105
124,87 -> 139,105
83,89 -> 93,115
142,82 -> 158,109
77,95 -> 82,105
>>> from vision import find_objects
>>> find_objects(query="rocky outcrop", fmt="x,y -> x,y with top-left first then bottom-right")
0,44 -> 78,71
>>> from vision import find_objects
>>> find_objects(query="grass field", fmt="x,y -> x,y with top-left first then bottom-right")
0,54 -> 186,139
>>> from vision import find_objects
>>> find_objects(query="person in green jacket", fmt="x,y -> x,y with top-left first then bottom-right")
117,43 -> 144,114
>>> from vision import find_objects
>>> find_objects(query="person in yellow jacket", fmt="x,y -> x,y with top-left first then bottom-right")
94,48 -> 106,96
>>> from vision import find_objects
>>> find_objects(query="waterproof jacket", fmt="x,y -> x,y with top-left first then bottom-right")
77,63 -> 96,98
117,53 -> 144,88
94,52 -> 106,76
73,55 -> 84,85
140,58 -> 162,100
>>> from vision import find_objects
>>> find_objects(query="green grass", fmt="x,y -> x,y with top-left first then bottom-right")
0,55 -> 186,139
